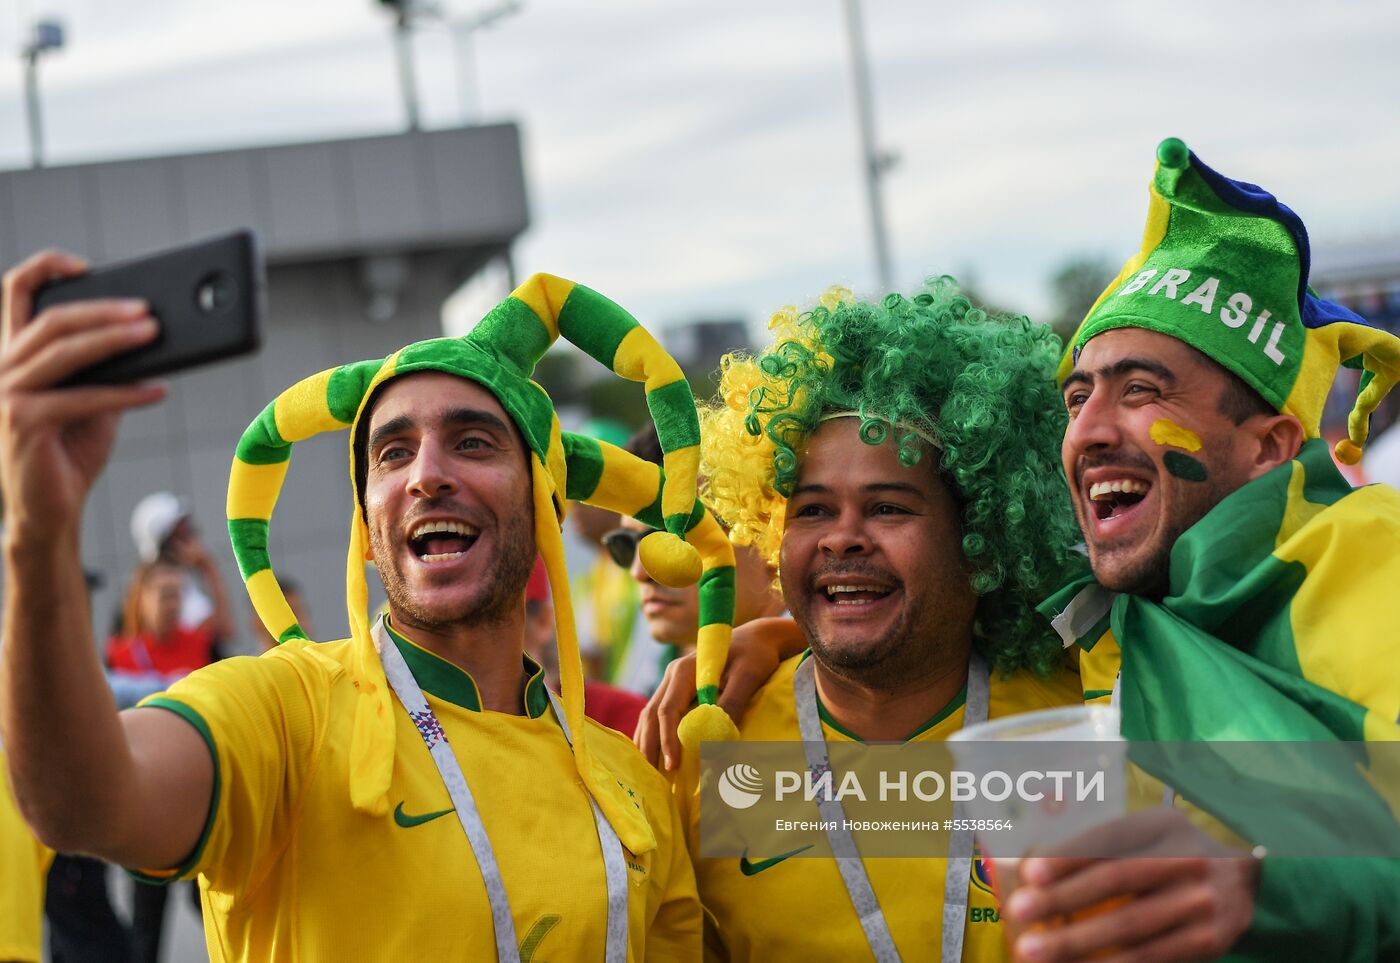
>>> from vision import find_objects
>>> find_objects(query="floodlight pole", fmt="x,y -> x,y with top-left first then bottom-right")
20,20 -> 65,169
448,1 -> 521,124
842,0 -> 895,291
22,48 -> 43,167
391,6 -> 422,131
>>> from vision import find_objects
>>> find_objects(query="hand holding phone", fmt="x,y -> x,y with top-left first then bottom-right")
33,229 -> 265,386
0,252 -> 166,538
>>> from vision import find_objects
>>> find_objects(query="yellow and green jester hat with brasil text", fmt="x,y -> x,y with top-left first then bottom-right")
226,273 -> 738,855
1061,137 -> 1400,465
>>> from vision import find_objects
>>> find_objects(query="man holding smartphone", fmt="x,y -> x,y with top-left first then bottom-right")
0,254 -> 724,960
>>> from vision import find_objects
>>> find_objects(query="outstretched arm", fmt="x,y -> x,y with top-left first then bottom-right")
0,251 -> 212,869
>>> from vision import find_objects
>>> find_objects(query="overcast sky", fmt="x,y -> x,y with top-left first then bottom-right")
1,0 -> 1397,331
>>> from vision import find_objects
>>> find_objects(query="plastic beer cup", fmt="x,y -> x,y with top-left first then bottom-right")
947,705 -> 1125,949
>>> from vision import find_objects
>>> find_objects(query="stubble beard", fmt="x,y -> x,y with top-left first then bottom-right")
372,499 -> 537,631
1080,473 -> 1238,600
784,562 -> 937,693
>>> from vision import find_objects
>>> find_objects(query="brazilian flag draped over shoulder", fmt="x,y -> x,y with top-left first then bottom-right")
1043,443 -> 1400,961
1047,139 -> 1400,962
1042,438 -> 1400,743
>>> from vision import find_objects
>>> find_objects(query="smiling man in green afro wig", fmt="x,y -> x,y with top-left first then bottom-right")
664,280 -> 1086,962
0,258 -> 737,961
1009,138 -> 1400,963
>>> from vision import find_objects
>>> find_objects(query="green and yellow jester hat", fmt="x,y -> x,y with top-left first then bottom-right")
1061,137 -> 1400,463
226,273 -> 736,854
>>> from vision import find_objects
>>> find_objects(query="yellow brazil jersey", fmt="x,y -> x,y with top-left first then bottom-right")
674,653 -> 1082,963
1078,630 -> 1121,706
136,624 -> 699,961
1,747 -> 53,963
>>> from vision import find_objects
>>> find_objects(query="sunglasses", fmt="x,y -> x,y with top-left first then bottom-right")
601,526 -> 659,568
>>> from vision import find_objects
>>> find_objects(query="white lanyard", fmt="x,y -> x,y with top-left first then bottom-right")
793,652 -> 990,963
374,619 -> 629,963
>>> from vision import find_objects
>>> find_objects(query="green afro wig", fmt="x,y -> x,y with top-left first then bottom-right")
699,278 -> 1083,674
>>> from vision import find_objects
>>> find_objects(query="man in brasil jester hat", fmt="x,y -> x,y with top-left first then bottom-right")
1006,138 -> 1400,962
0,257 -> 739,960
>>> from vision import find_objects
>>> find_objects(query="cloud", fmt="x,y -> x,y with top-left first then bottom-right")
1,0 -> 1397,333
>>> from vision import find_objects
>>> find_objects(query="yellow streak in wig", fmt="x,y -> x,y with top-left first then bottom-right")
510,273 -> 574,341
246,568 -> 298,639
694,623 -> 731,692
698,357 -> 789,570
595,442 -> 663,517
274,367 -> 345,443
817,286 -> 853,312
661,445 -> 701,522
1148,419 -> 1202,452
226,458 -> 290,521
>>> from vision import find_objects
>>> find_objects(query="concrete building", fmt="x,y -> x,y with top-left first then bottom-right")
0,123 -> 529,649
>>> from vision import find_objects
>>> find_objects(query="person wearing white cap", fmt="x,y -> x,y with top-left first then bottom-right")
129,491 -> 223,635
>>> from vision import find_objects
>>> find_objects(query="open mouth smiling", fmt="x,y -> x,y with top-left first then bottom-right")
1087,478 -> 1151,524
817,581 -> 895,607
407,519 -> 480,563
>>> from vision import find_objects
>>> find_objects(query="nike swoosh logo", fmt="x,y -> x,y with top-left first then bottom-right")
393,802 -> 455,828
738,844 -> 814,876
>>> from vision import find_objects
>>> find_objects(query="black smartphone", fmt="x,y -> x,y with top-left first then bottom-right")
37,229 -> 265,386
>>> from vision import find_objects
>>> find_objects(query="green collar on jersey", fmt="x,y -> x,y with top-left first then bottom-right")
800,650 -> 969,743
386,620 -> 550,718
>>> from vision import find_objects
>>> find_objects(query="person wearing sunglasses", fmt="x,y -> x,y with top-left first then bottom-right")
607,426 -> 786,699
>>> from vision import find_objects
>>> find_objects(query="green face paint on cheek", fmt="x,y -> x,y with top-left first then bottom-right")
1163,450 -> 1208,482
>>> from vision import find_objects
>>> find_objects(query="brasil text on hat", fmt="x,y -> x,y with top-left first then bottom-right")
225,273 -> 737,854
1060,136 -> 1400,464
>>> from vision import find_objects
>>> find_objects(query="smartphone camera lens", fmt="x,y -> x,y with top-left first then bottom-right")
196,271 -> 237,314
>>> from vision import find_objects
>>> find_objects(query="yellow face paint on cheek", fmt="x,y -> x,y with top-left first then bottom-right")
1150,418 -> 1202,452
